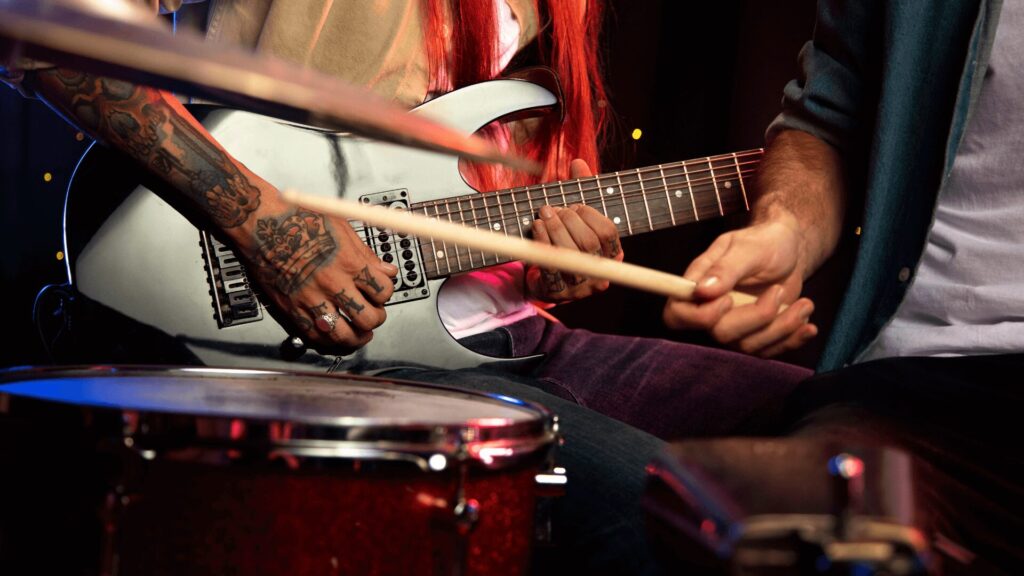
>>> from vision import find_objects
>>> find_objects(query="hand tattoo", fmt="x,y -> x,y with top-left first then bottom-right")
36,70 -> 260,228
255,210 -> 337,294
541,269 -> 567,294
354,265 -> 384,294
609,238 -> 621,258
334,288 -> 365,317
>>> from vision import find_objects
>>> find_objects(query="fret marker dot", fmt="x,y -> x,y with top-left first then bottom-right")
674,190 -> 683,198
605,187 -> 615,195
613,216 -> 621,225
492,223 -> 501,231
522,217 -> 531,225
724,181 -> 732,189
436,250 -> 445,259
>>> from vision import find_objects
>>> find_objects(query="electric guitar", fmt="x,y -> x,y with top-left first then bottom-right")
64,76 -> 761,372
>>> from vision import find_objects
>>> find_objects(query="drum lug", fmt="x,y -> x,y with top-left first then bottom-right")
532,466 -> 567,547
453,497 -> 481,536
534,466 -> 567,498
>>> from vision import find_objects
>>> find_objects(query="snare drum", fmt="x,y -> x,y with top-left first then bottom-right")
0,366 -> 558,576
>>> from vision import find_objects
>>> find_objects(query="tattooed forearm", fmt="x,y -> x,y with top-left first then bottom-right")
33,69 -> 260,228
354,265 -> 385,294
334,288 -> 365,317
254,210 -> 337,294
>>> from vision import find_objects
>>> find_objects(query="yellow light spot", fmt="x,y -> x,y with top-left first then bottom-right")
43,172 -> 53,182
631,128 -> 643,140
854,226 -> 862,236
56,251 -> 64,261
75,132 -> 85,141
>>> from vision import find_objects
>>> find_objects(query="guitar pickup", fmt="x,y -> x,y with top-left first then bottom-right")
358,189 -> 430,305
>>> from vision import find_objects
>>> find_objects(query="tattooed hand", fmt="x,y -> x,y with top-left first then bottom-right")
30,68 -> 397,351
248,202 -> 398,351
526,159 -> 624,303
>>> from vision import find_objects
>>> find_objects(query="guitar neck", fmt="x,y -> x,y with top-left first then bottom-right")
412,148 -> 763,279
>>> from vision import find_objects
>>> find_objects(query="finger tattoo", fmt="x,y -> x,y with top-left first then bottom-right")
334,288 -> 366,316
355,265 -> 385,294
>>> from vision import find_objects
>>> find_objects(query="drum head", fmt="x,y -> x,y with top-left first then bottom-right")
1,366 -> 538,424
0,366 -> 555,466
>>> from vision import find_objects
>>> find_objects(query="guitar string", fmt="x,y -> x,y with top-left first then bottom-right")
340,153 -> 760,237
414,153 -> 762,222
344,166 -> 756,240
412,169 -> 758,275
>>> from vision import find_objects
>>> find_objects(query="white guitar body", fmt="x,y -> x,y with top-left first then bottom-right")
65,78 -> 559,372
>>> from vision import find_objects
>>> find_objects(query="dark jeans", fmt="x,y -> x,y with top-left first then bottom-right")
464,315 -> 813,438
379,316 -> 813,574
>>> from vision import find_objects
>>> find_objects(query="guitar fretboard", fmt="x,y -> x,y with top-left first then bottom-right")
412,149 -> 762,279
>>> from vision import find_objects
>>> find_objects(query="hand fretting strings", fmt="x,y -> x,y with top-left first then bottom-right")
338,150 -> 762,277
404,150 -> 763,278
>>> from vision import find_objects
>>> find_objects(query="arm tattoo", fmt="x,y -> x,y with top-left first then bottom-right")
254,210 -> 337,294
334,288 -> 365,316
35,69 -> 260,228
354,265 -> 384,294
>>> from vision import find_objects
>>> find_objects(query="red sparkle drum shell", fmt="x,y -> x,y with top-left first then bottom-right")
0,366 -> 558,576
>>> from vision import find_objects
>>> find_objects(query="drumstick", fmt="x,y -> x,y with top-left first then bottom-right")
283,190 -> 761,306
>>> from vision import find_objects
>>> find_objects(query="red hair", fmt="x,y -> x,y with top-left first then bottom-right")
422,0 -> 608,190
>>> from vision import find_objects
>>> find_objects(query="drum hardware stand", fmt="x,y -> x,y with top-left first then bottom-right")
99,433 -> 150,576
730,452 -> 931,575
532,415 -> 565,547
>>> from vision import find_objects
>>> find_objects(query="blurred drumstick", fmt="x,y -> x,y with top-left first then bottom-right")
283,190 -> 762,307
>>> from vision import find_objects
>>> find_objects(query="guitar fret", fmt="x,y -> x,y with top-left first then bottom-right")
681,161 -> 698,221
421,206 -> 442,276
509,189 -> 526,239
482,193 -> 501,263
433,203 -> 453,275
452,198 -> 470,273
707,156 -> 724,216
614,172 -> 633,235
522,185 -> 537,233
468,196 -> 488,267
733,151 -> 750,211
579,179 -> 595,213
408,148 -> 763,278
451,197 -> 469,270
594,174 -> 615,229
658,164 -> 677,227
637,168 -> 654,230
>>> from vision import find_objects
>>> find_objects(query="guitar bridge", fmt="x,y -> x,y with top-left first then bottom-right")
358,189 -> 429,305
201,232 -> 263,328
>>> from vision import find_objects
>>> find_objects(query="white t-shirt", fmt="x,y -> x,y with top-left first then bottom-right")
859,2 -> 1024,361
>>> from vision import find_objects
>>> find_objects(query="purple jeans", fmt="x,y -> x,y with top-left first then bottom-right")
462,315 -> 813,440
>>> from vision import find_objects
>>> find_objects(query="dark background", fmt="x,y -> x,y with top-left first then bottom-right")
0,0 -> 832,373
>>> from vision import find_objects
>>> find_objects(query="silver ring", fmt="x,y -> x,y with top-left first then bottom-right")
319,312 -> 339,332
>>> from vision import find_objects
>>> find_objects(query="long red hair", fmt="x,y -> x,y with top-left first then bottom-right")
421,0 -> 608,190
